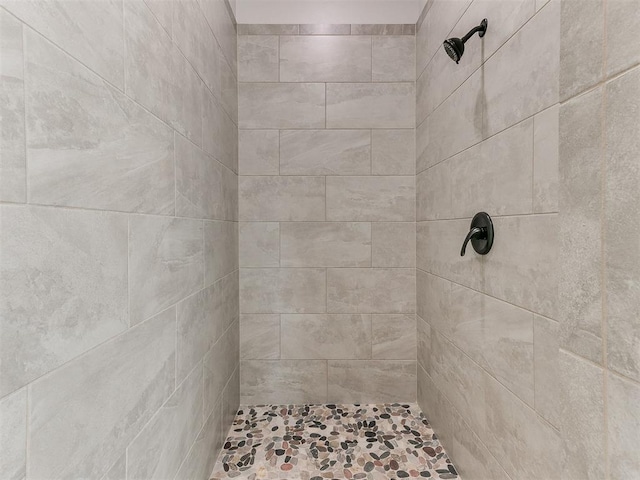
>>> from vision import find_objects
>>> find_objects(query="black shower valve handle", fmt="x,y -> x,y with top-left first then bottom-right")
460,212 -> 495,256
460,227 -> 486,256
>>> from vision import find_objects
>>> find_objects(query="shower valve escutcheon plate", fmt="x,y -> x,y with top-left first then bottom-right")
460,212 -> 494,256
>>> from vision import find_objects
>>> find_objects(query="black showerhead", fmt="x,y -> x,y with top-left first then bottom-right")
443,18 -> 487,64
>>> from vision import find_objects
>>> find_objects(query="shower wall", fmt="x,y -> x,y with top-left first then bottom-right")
559,0 -> 640,478
237,25 -> 417,404
415,0 -> 561,478
0,0 -> 238,478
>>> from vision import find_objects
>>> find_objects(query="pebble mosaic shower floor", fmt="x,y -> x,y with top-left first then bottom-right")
210,403 -> 459,480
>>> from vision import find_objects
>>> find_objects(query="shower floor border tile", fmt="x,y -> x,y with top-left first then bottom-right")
210,403 -> 459,480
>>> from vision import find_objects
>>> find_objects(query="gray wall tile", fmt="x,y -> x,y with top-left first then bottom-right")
328,360 -> 416,402
239,82 -> 325,128
299,24 -> 351,35
280,222 -> 372,267
239,176 -> 325,221
241,360 -> 328,404
25,30 -> 175,214
238,24 -> 299,35
0,388 -> 26,480
605,68 -> 640,382
2,0 -> 124,87
326,176 -> 415,221
371,222 -> 416,267
0,205 -> 128,397
0,10 -> 25,203
326,83 -> 415,128
240,314 -> 280,359
372,36 -> 415,82
238,35 -> 278,82
534,315 -> 560,427
239,130 -> 280,175
372,314 -> 416,359
28,308 -> 176,480
125,365 -> 203,480
240,268 -> 326,313
327,268 -> 416,314
280,129 -> 371,176
281,314 -> 372,359
203,89 -> 238,173
280,35 -> 372,82
608,373 -> 640,479
239,222 -> 280,267
371,129 -> 415,175
533,105 -> 560,213
204,220 -> 238,285
129,215 -> 204,324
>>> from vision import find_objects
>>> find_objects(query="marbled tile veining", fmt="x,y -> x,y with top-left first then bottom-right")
210,403 -> 459,480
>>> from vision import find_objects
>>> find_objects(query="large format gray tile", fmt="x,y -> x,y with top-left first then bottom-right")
483,373 -> 563,480
0,205 -> 128,397
605,68 -> 640,382
560,0 -> 604,101
416,269 -> 451,336
124,0 -> 202,145
238,130 -> 279,175
239,222 -> 280,267
327,268 -> 416,314
238,35 -> 278,82
25,30 -> 175,214
416,161 -> 451,220
204,320 -> 239,414
430,330 -> 487,435
0,388 -> 26,480
372,36 -> 415,82
371,222 -> 416,267
328,360 -> 416,403
533,315 -> 560,427
125,365 -> 203,480
240,268 -> 326,313
102,454 -> 126,480
174,405 -> 223,480
28,308 -> 175,480
199,0 -> 237,75
280,130 -> 371,176
280,35 -> 372,82
281,314 -> 372,360
326,176 -> 415,221
372,315 -> 416,360
204,220 -> 238,285
534,104 -> 560,213
280,222 -> 371,267
351,24 -> 415,35
449,283 -> 535,406
560,350 -> 606,480
0,10 -> 25,203
326,83 -> 415,128
371,129 -> 415,175
450,119 -> 534,218
129,215 -> 204,324
176,134 -> 237,221
239,176 -> 325,221
483,0 -> 559,137
241,360 -> 328,404
608,373 -> 640,479
419,71 -> 482,170
239,83 -> 325,129
485,215 -> 558,319
203,88 -> 238,174
177,273 -> 238,382
240,314 -> 280,359
1,0 -> 124,88
559,88 -> 603,363
606,0 -> 640,77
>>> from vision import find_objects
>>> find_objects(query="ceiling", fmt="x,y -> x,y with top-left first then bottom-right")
234,0 -> 426,25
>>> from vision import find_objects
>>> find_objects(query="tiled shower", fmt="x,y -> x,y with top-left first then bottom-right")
1,0 -> 639,479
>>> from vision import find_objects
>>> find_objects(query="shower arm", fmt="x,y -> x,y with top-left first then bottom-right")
461,25 -> 485,44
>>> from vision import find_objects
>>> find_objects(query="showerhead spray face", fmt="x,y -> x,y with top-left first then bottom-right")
443,18 -> 488,64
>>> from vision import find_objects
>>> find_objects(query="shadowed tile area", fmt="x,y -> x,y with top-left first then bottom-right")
211,403 -> 459,479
